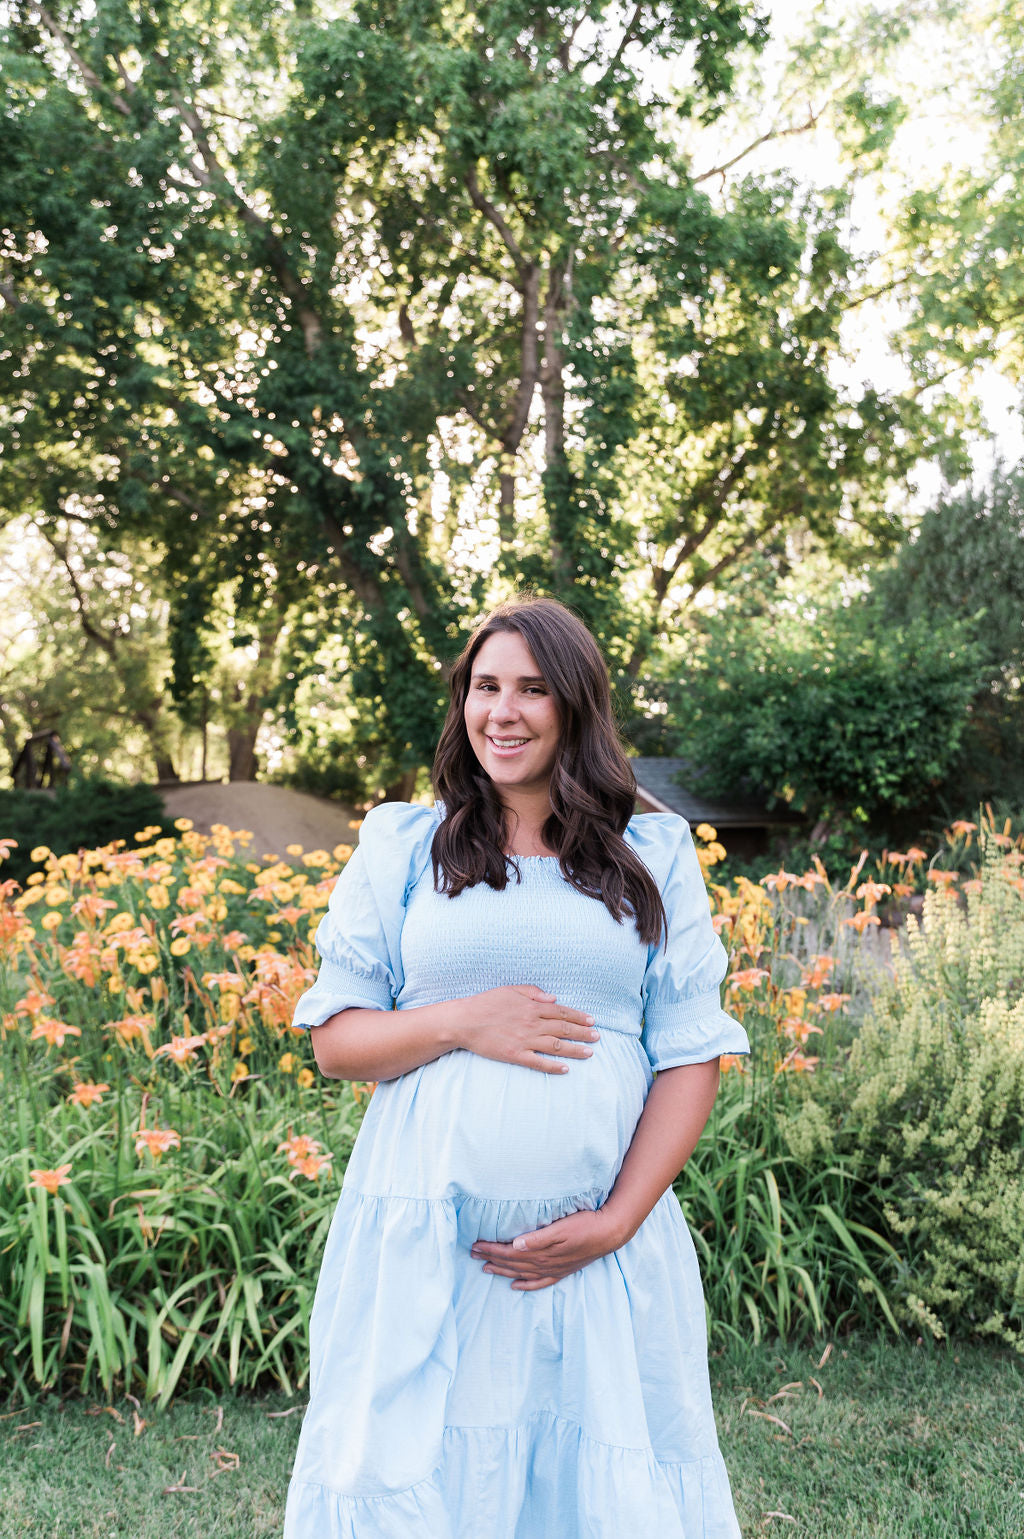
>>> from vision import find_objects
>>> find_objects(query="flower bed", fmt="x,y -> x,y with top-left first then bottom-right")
1,815 -> 1017,1398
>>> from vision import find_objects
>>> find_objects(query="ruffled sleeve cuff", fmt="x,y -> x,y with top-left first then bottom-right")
291,958 -> 395,1030
642,987 -> 751,1072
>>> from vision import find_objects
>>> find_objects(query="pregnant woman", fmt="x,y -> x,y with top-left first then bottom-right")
283,595 -> 749,1538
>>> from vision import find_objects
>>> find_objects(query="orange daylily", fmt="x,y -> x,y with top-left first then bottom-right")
800,954 -> 835,990
727,967 -> 770,992
30,1017 -> 82,1048
855,880 -> 891,906
69,1081 -> 111,1107
927,869 -> 959,888
29,1163 -> 73,1194
843,911 -> 881,933
277,1133 -> 324,1167
15,986 -> 55,1017
154,1034 -> 205,1065
134,1126 -> 181,1158
291,1152 -> 333,1179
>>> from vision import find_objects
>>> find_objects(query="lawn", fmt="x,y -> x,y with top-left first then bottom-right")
3,1335 -> 1020,1537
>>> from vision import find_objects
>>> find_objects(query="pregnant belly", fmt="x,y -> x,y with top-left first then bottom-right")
346,1029 -> 652,1204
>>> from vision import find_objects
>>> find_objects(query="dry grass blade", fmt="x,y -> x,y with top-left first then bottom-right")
746,1408 -> 794,1436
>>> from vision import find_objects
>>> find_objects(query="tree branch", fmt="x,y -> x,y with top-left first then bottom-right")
692,77 -> 855,185
31,4 -> 133,117
465,163 -> 528,276
501,264 -> 541,455
172,94 -> 325,358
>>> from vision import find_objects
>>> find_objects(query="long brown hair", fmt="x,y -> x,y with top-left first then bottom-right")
431,596 -> 667,948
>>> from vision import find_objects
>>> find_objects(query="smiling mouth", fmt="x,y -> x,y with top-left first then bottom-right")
487,736 -> 531,751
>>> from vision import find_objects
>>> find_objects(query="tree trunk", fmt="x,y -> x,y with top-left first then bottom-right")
381,769 -> 418,803
227,722 -> 260,781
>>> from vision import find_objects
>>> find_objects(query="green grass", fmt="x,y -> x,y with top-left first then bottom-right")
2,1336 -> 1020,1537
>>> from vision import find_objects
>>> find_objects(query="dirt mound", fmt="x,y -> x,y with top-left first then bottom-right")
157,782 -> 363,859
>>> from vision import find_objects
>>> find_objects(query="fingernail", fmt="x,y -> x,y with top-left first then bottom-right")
582,1047 -> 593,1057
585,1015 -> 596,1024
512,1237 -> 527,1251
588,1030 -> 599,1041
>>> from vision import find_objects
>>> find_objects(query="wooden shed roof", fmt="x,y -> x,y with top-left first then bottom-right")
631,758 -> 802,828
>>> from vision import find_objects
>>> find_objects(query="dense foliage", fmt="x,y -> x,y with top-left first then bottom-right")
631,572 -> 986,828
0,1 -> 935,791
0,779 -> 173,885
781,829 -> 1024,1351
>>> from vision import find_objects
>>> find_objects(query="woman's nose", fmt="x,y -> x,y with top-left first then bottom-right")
489,692 -> 520,722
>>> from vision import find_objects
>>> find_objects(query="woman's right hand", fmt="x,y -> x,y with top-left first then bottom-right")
452,986 -> 599,1074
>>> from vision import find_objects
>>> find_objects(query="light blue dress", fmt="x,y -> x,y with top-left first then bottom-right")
284,802 -> 750,1539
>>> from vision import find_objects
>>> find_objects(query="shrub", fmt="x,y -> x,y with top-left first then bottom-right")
634,594 -> 985,826
0,777 -> 173,885
779,833 -> 1024,1350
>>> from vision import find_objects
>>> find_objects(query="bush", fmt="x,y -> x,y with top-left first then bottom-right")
0,778 -> 174,885
634,592 -> 984,826
780,833 -> 1024,1350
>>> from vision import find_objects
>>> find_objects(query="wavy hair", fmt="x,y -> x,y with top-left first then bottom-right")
430,596 -> 667,947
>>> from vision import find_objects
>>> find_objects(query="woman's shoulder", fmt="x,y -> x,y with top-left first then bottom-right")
357,800 -> 440,859
622,811 -> 692,879
359,799 -> 440,838
352,801 -> 440,903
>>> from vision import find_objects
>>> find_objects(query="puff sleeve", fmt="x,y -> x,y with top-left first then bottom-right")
627,813 -> 750,1072
290,802 -> 438,1030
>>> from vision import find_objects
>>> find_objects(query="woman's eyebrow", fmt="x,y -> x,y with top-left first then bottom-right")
471,672 -> 547,685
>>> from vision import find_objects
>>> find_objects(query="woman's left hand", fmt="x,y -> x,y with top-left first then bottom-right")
470,1209 -> 625,1291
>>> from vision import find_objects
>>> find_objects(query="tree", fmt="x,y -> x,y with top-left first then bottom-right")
0,517 -> 184,780
0,1 -> 936,789
875,464 -> 1024,809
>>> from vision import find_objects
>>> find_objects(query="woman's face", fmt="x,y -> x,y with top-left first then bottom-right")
464,630 -> 561,798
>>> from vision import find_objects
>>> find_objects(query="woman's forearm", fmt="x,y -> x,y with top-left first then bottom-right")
599,1059 -> 721,1245
310,999 -> 466,1081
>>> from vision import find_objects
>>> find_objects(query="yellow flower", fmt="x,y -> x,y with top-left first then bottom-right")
332,843 -> 353,862
40,911 -> 63,931
297,1068 -> 314,1089
207,898 -> 228,922
219,992 -> 241,1023
170,937 -> 191,957
147,884 -> 170,909
173,817 -> 194,832
267,930 -> 282,943
30,1163 -> 72,1194
106,913 -> 136,934
134,953 -> 160,975
694,824 -> 718,843
26,870 -> 46,886
238,1035 -> 254,1054
18,887 -> 45,907
230,1059 -> 249,1082
218,879 -> 246,895
30,845 -> 51,862
44,885 -> 70,906
154,838 -> 176,858
286,843 -> 304,856
279,1052 -> 296,1074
